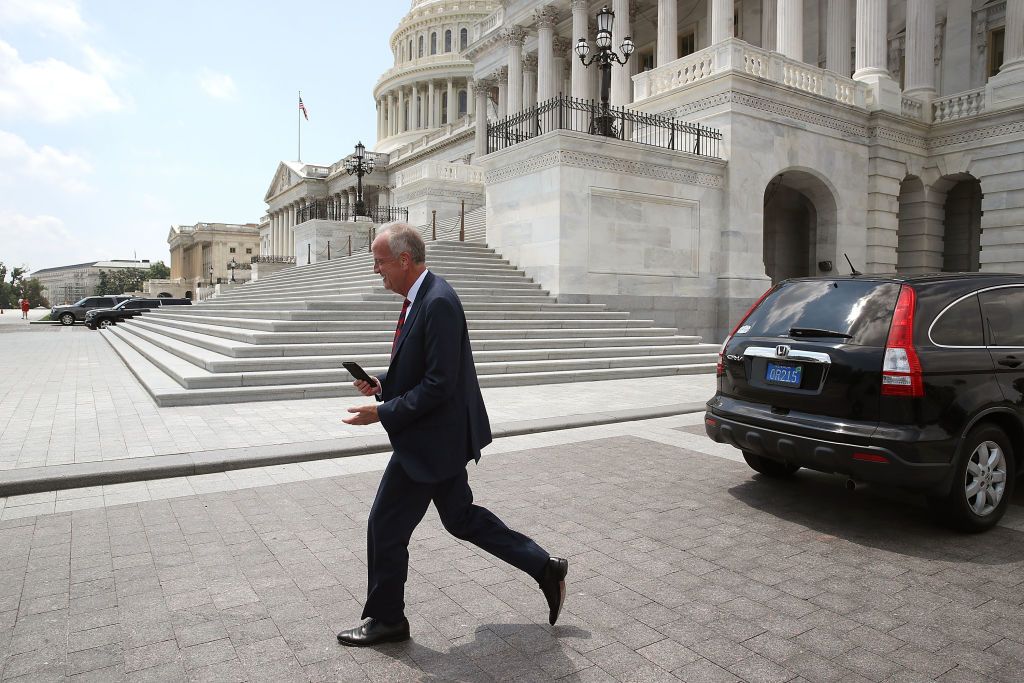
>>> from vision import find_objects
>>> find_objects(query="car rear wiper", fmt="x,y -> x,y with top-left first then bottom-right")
789,327 -> 853,339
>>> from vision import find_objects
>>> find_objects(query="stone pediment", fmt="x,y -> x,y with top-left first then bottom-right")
264,163 -> 298,201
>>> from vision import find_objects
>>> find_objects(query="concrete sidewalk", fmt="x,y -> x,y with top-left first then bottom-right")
0,325 -> 716,494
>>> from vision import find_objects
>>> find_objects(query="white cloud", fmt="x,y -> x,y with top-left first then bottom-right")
0,0 -> 88,38
0,40 -> 125,123
0,129 -> 93,192
198,68 -> 238,101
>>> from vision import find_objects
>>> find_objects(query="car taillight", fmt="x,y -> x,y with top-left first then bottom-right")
718,285 -> 777,376
881,285 -> 923,397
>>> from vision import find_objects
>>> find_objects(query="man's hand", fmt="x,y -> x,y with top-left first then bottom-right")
353,378 -> 381,397
343,404 -> 380,425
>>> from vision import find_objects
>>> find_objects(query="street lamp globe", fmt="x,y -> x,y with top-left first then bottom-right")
620,36 -> 635,57
354,141 -> 365,158
595,5 -> 614,48
575,37 -> 590,58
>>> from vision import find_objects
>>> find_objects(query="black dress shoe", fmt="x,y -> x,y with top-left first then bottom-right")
539,557 -> 568,625
336,617 -> 410,647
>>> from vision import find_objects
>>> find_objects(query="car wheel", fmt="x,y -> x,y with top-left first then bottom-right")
742,451 -> 801,477
60,313 -> 75,326
930,424 -> 1015,533
99,319 -> 113,329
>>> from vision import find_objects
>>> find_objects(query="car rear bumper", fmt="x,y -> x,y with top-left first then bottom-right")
704,411 -> 951,491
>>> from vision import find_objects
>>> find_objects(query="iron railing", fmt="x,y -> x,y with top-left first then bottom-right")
487,95 -> 722,158
295,201 -> 409,224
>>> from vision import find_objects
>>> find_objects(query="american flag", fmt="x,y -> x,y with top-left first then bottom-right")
299,96 -> 309,120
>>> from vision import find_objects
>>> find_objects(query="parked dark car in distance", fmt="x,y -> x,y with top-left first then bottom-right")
705,272 -> 1024,532
85,297 -> 191,330
52,296 -> 133,326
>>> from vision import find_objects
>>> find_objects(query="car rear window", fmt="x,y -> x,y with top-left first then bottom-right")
736,280 -> 901,346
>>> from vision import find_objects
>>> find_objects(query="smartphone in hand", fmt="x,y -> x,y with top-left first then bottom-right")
343,361 -> 374,384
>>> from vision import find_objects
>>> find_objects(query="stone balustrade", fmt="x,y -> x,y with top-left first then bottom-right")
394,161 -> 484,188
472,7 -> 503,42
932,88 -> 986,123
901,96 -> 924,121
634,38 -> 869,109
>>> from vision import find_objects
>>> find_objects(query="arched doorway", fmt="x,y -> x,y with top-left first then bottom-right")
896,173 -> 982,273
762,170 -> 839,284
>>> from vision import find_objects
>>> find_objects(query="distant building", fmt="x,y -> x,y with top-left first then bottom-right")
168,222 -> 260,289
31,260 -> 152,305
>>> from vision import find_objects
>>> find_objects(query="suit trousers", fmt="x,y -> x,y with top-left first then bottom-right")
361,458 -> 550,623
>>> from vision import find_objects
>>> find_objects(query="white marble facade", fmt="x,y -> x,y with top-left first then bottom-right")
262,0 -> 1024,340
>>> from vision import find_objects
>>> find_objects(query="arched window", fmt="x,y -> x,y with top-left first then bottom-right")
444,30 -> 452,52
441,92 -> 448,123
408,40 -> 413,61
418,35 -> 424,57
430,32 -> 437,55
458,90 -> 468,117
459,28 -> 468,50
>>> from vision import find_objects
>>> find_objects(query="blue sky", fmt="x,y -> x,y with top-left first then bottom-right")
0,0 -> 407,273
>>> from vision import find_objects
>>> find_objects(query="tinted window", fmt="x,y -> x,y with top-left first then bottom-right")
930,295 -> 984,346
737,280 -> 901,346
83,298 -> 105,306
980,287 -> 1024,346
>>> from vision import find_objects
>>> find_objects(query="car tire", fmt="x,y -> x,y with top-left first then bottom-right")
742,451 -> 801,478
60,313 -> 75,326
929,424 -> 1015,533
99,319 -> 113,329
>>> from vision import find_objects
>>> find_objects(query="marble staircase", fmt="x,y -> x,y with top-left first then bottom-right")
104,209 -> 718,405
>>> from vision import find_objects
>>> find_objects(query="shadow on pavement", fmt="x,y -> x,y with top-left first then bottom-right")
375,622 -> 592,680
727,468 -> 1024,562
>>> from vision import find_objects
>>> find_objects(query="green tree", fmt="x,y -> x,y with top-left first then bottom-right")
148,261 -> 170,279
98,268 -> 147,294
96,270 -> 112,295
14,278 -> 49,308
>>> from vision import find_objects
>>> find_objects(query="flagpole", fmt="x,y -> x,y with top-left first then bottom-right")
298,90 -> 302,162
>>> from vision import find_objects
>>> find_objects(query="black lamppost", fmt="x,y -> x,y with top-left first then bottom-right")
345,141 -> 376,217
574,5 -> 634,137
228,257 -> 238,283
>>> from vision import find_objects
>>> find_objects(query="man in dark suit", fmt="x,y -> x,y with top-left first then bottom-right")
337,223 -> 568,647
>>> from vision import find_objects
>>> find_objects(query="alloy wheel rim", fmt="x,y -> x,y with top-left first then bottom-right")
964,440 -> 1007,517
100,320 -> 110,328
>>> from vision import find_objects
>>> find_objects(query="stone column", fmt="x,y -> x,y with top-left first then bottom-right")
467,79 -> 476,117
536,6 -> 557,102
761,0 -> 776,51
446,78 -> 456,124
570,0 -> 591,100
1004,0 -> 1024,71
711,0 -> 732,45
428,80 -> 436,128
553,38 -> 570,96
610,0 -> 631,106
826,0 -> 852,75
657,0 -> 678,66
397,88 -> 406,132
853,0 -> 888,78
387,94 -> 395,136
473,78 -> 492,158
503,26 -> 525,114
495,66 -> 508,118
523,54 -> 538,108
411,84 -> 420,129
903,0 -> 936,99
777,0 -> 802,60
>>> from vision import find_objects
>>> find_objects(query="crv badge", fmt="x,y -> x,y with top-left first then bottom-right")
775,345 -> 790,357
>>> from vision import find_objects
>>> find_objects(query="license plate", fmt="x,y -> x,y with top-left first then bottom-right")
765,362 -> 802,387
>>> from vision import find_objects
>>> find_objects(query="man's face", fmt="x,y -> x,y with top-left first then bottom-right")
372,236 -> 406,294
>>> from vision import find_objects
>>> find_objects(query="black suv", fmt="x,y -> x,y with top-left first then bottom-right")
85,297 -> 191,329
705,273 -> 1024,532
52,296 -> 133,325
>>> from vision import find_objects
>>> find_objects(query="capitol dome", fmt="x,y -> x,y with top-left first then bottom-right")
372,0 -> 498,154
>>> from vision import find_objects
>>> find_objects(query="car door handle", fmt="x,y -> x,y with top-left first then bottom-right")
998,357 -> 1022,368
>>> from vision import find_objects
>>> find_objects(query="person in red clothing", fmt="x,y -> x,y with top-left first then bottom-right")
20,298 -> 30,320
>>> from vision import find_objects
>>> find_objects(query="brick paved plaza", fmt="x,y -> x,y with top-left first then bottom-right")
2,430 -> 1024,681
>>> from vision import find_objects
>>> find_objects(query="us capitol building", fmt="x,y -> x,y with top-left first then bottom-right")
256,0 -> 1023,341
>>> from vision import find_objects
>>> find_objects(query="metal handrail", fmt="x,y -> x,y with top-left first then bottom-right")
487,95 -> 722,158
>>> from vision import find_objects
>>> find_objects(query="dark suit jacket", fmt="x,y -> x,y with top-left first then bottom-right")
376,271 -> 492,483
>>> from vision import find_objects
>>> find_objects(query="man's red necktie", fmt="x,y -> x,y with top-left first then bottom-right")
391,299 -> 411,358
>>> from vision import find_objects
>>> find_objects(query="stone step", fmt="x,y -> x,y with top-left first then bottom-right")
123,324 -> 719,373
106,325 -> 715,406
150,309 -> 631,328
125,318 -> 704,358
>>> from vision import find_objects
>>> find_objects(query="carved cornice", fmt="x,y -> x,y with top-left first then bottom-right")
395,185 -> 485,202
485,148 -> 724,187
926,120 -> 1024,150
867,126 -> 927,149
